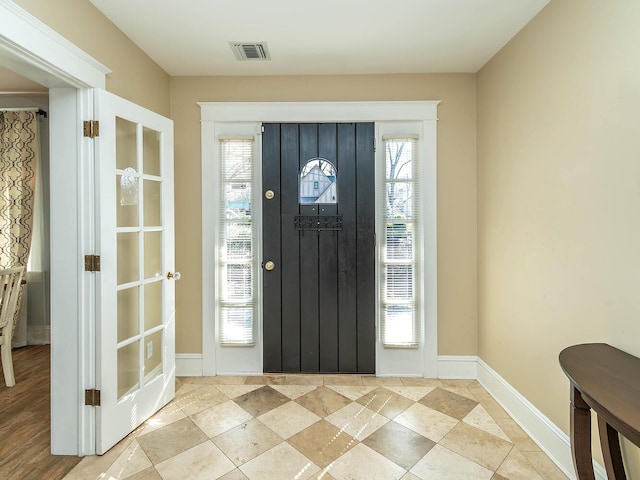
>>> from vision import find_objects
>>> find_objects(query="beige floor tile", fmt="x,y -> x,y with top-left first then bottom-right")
439,422 -> 513,471
233,385 -> 291,417
285,374 -> 324,385
522,451 -> 569,480
270,384 -> 319,399
102,440 -> 152,479
440,379 -> 477,388
463,404 -> 511,442
218,469 -> 249,480
175,385 -> 229,416
287,420 -> 357,468
362,421 -> 435,470
442,386 -> 479,401
215,384 -> 262,399
311,472 -> 337,480
191,400 -> 253,438
401,474 -> 422,480
495,418 -> 541,452
410,445 -> 493,480
479,397 -> 512,420
356,387 -> 414,419
125,467 -> 162,480
401,378 -> 443,387
240,442 -> 320,480
323,375 -> 364,386
201,375 -> 247,385
328,444 -> 406,480
419,387 -> 479,420
155,441 -> 235,480
491,474 -> 509,480
136,417 -> 208,465
496,447 -> 544,480
295,386 -> 352,417
325,402 -> 389,441
258,401 -> 322,439
394,403 -> 458,443
362,377 -> 404,386
212,419 -> 282,466
385,386 -> 435,402
324,385 -> 376,401
244,375 -> 286,385
138,402 -> 186,437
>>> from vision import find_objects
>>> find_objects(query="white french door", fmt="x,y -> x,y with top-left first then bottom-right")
95,90 -> 176,453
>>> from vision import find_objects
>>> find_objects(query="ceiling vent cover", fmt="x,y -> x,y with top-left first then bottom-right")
230,42 -> 271,61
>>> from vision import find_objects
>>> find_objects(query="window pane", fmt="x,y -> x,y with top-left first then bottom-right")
382,305 -> 416,346
385,265 -> 414,300
386,183 -> 413,220
220,307 -> 254,345
224,265 -> 252,300
222,142 -> 252,179
225,183 -> 252,219
300,158 -> 337,204
225,223 -> 252,260
385,141 -> 413,180
386,223 -> 414,260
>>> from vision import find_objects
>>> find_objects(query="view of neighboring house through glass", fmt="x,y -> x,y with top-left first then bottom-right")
299,157 -> 337,204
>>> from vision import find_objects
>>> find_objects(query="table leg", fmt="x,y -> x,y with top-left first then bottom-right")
597,415 -> 627,480
570,385 -> 596,480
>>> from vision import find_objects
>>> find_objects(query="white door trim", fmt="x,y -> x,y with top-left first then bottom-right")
0,0 -> 108,455
200,101 -> 439,378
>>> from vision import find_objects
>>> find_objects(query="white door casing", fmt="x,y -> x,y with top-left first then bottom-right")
95,89 -> 176,453
200,102 -> 438,378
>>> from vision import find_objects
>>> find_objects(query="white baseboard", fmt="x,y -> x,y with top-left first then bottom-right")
476,358 -> 606,480
437,355 -> 478,379
176,354 -> 203,377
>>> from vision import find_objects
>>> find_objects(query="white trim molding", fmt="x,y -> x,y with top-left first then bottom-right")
200,101 -> 439,378
477,358 -> 606,480
0,0 -> 110,88
437,355 -> 478,379
176,354 -> 204,377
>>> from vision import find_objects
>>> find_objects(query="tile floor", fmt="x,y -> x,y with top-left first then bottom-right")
63,376 -> 569,480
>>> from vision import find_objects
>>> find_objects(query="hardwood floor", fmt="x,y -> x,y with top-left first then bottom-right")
0,345 -> 81,479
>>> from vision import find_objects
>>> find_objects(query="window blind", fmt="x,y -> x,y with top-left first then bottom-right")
218,137 -> 255,345
381,136 -> 420,347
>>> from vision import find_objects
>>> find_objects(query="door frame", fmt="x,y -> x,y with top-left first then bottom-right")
200,101 -> 439,378
0,0 -> 110,455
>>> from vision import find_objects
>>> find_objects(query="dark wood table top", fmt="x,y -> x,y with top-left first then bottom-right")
559,343 -> 640,446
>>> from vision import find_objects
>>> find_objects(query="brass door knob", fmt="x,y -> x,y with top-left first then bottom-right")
167,271 -> 182,281
264,261 -> 275,271
265,190 -> 275,200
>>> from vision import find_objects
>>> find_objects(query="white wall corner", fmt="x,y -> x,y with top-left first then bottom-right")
437,355 -> 478,379
176,354 -> 203,377
476,358 -> 606,480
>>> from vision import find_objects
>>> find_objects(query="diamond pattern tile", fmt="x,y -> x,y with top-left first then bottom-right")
63,376 -> 568,480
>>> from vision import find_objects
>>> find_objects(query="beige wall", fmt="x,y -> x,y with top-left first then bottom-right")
170,74 -> 478,356
477,0 -> 640,472
13,0 -> 170,115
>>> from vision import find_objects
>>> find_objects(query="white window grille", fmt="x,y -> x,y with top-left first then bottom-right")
381,136 -> 420,347
218,136 -> 255,345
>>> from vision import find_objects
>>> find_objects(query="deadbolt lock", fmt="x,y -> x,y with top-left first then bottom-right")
264,261 -> 275,271
265,190 -> 275,200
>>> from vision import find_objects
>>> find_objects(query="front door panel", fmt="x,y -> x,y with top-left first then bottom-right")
262,123 -> 375,373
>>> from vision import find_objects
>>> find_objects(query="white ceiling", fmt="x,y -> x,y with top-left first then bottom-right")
89,0 -> 549,76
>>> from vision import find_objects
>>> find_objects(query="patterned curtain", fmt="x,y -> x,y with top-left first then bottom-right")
0,111 -> 38,267
0,111 -> 39,336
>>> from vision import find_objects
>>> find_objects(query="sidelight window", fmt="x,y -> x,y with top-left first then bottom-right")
381,136 -> 419,347
218,136 -> 255,345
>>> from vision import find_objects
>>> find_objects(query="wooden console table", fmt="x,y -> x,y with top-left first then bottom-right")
559,343 -> 640,480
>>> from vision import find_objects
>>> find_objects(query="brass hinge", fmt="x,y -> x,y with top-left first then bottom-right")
83,120 -> 100,138
84,254 -> 101,272
85,389 -> 101,407
373,137 -> 376,152
261,125 -> 265,133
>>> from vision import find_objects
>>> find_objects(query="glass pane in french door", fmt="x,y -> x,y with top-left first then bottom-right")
115,117 -> 164,401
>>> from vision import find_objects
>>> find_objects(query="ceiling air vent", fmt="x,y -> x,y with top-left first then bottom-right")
229,42 -> 271,61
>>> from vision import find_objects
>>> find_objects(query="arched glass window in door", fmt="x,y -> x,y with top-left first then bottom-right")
299,158 -> 337,204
